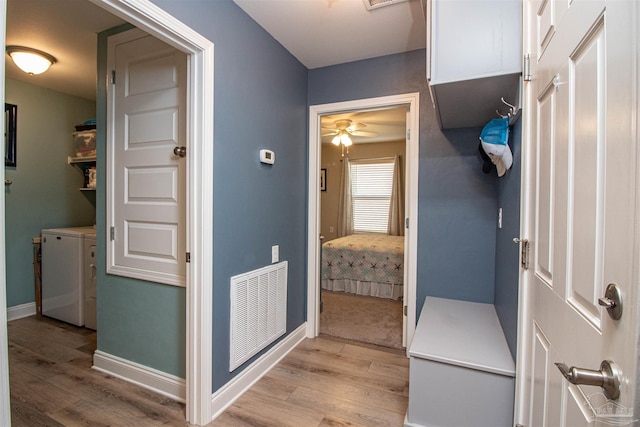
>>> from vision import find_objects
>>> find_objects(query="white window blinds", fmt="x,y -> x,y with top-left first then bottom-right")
350,158 -> 395,233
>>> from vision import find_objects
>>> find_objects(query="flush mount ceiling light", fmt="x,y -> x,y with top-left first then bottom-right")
6,46 -> 57,75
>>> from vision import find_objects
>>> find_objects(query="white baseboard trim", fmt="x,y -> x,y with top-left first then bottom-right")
7,302 -> 36,321
210,323 -> 307,420
93,350 -> 186,402
404,413 -> 424,427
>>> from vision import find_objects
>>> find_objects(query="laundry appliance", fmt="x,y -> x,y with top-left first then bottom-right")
41,226 -> 96,328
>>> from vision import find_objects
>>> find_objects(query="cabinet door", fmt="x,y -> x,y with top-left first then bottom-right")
429,0 -> 521,84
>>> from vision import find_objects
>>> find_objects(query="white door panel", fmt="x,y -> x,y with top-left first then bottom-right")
521,0 -> 638,425
107,28 -> 187,287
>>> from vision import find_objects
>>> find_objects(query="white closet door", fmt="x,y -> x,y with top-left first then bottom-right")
107,28 -> 187,287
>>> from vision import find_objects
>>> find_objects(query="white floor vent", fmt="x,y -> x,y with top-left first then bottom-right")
229,261 -> 287,372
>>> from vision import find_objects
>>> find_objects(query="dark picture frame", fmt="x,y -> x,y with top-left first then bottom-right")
320,168 -> 326,191
5,103 -> 17,167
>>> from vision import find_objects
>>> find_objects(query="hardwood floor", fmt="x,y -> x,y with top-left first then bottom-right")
8,316 -> 409,426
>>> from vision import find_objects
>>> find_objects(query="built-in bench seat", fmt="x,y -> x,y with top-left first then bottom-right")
405,296 -> 516,427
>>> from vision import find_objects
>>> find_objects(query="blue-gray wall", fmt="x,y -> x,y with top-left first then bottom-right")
309,50 -> 498,317
5,79 -> 96,308
494,118 -> 522,359
99,1 -> 308,388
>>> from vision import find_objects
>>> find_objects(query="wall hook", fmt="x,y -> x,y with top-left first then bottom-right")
501,97 -> 518,115
496,96 -> 521,125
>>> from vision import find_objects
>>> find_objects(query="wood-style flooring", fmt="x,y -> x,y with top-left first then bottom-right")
8,315 -> 409,426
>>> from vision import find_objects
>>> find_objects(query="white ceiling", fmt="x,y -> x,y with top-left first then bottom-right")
233,0 -> 426,69
5,0 -> 425,109
6,0 -> 125,101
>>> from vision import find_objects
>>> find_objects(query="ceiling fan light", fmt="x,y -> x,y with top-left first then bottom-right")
7,46 -> 57,75
341,133 -> 352,147
331,135 -> 341,146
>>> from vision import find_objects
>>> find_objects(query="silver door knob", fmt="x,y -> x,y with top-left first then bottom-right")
555,360 -> 620,400
173,146 -> 186,157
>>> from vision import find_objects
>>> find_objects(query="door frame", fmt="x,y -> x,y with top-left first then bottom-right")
0,0 -> 214,425
307,93 -> 420,351
0,1 -> 10,423
89,1 -> 214,424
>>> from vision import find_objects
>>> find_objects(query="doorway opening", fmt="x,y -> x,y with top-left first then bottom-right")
307,93 -> 420,352
318,107 -> 407,349
1,0 -> 214,424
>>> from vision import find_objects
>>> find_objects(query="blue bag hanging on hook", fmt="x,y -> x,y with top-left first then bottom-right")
480,117 -> 512,177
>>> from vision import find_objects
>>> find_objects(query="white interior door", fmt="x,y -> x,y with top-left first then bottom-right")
107,28 -> 187,287
520,0 -> 638,425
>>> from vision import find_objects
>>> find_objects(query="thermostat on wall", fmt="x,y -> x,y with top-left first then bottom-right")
260,149 -> 275,165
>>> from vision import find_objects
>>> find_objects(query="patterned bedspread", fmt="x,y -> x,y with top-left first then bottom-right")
321,234 -> 404,285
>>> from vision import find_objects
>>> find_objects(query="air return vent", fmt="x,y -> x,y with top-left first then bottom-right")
363,0 -> 409,11
229,261 -> 287,372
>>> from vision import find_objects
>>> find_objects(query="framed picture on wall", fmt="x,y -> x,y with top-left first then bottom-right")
320,169 -> 326,191
5,103 -> 17,167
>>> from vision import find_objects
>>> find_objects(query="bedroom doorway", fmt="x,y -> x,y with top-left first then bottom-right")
318,108 -> 406,349
307,93 -> 420,353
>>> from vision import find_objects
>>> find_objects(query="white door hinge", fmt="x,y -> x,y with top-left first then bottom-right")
111,70 -> 116,84
523,54 -> 531,82
403,306 -> 408,316
110,226 -> 115,241
405,218 -> 409,229
406,129 -> 411,140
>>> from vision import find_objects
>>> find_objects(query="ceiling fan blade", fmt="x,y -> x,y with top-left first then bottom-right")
349,130 -> 378,137
347,122 -> 368,131
322,130 -> 339,136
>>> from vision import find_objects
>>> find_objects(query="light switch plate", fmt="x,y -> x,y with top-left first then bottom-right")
272,245 -> 279,263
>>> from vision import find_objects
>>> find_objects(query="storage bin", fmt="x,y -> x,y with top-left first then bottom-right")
405,297 -> 515,427
73,130 -> 96,157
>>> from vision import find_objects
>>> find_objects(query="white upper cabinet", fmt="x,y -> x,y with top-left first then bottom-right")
426,0 -> 522,129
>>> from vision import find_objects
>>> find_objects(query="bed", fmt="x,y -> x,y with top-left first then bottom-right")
321,233 -> 404,300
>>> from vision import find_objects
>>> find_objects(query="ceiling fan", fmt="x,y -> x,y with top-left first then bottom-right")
322,119 -> 378,147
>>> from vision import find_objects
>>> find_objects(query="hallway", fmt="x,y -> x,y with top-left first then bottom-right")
9,316 -> 409,426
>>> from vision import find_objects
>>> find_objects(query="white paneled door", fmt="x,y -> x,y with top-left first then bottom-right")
107,28 -> 187,287
520,0 -> 638,425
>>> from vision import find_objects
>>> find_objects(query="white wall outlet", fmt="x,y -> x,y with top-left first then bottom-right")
272,245 -> 279,263
329,226 -> 334,233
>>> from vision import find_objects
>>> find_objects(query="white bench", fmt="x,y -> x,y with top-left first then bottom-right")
405,297 -> 516,427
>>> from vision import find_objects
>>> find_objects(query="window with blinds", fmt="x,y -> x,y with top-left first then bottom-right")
350,158 -> 395,233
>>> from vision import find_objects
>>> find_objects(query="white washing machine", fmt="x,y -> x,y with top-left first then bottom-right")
41,226 -> 96,328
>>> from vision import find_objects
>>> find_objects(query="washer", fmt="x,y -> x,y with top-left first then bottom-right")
41,226 -> 96,327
